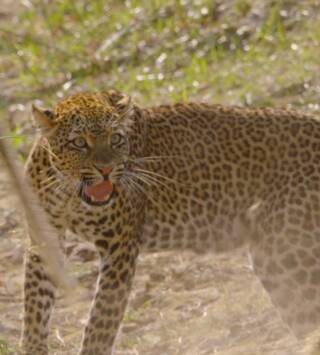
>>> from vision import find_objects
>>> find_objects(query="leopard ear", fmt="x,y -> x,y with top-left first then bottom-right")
103,90 -> 134,118
32,104 -> 57,132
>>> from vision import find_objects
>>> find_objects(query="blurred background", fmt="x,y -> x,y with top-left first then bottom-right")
0,0 -> 319,354
1,0 -> 320,153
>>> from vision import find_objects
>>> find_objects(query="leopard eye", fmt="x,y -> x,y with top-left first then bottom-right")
71,136 -> 87,149
110,133 -> 124,146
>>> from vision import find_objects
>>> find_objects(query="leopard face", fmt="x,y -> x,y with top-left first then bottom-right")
32,91 -> 146,206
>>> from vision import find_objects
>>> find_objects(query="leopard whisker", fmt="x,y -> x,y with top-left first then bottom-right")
124,175 -> 159,207
120,176 -> 137,199
125,172 -> 153,187
127,171 -> 179,195
40,166 -> 56,175
66,181 -> 82,207
54,180 -> 68,194
130,155 -> 183,162
38,179 -> 61,193
39,143 -> 62,163
128,156 -> 185,168
131,167 -> 191,188
40,175 -> 57,186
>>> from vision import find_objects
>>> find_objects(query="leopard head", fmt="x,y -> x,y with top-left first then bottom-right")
32,91 -> 147,206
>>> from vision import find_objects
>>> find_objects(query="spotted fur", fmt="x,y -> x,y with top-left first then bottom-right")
22,91 -> 320,354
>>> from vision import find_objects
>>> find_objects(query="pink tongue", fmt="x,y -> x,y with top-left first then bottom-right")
84,180 -> 113,201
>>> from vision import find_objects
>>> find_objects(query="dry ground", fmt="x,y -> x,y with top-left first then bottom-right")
0,161 -> 303,355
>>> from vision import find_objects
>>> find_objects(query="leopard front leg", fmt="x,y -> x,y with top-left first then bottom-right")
21,228 -> 65,355
21,252 -> 56,355
79,236 -> 139,355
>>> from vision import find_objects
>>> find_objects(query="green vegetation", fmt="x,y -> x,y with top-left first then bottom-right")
0,0 -> 319,156
1,0 -> 320,110
0,339 -> 16,355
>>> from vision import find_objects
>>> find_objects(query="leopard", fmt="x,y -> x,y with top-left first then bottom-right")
22,89 -> 320,355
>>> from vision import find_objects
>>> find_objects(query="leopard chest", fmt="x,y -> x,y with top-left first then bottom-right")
66,200 -> 118,241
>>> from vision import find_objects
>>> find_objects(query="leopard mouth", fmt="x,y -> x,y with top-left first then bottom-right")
79,167 -> 114,207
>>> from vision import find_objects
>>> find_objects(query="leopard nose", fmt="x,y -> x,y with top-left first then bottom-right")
93,164 -> 113,176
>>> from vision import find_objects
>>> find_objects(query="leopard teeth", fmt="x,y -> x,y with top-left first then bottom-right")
90,194 -> 110,202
